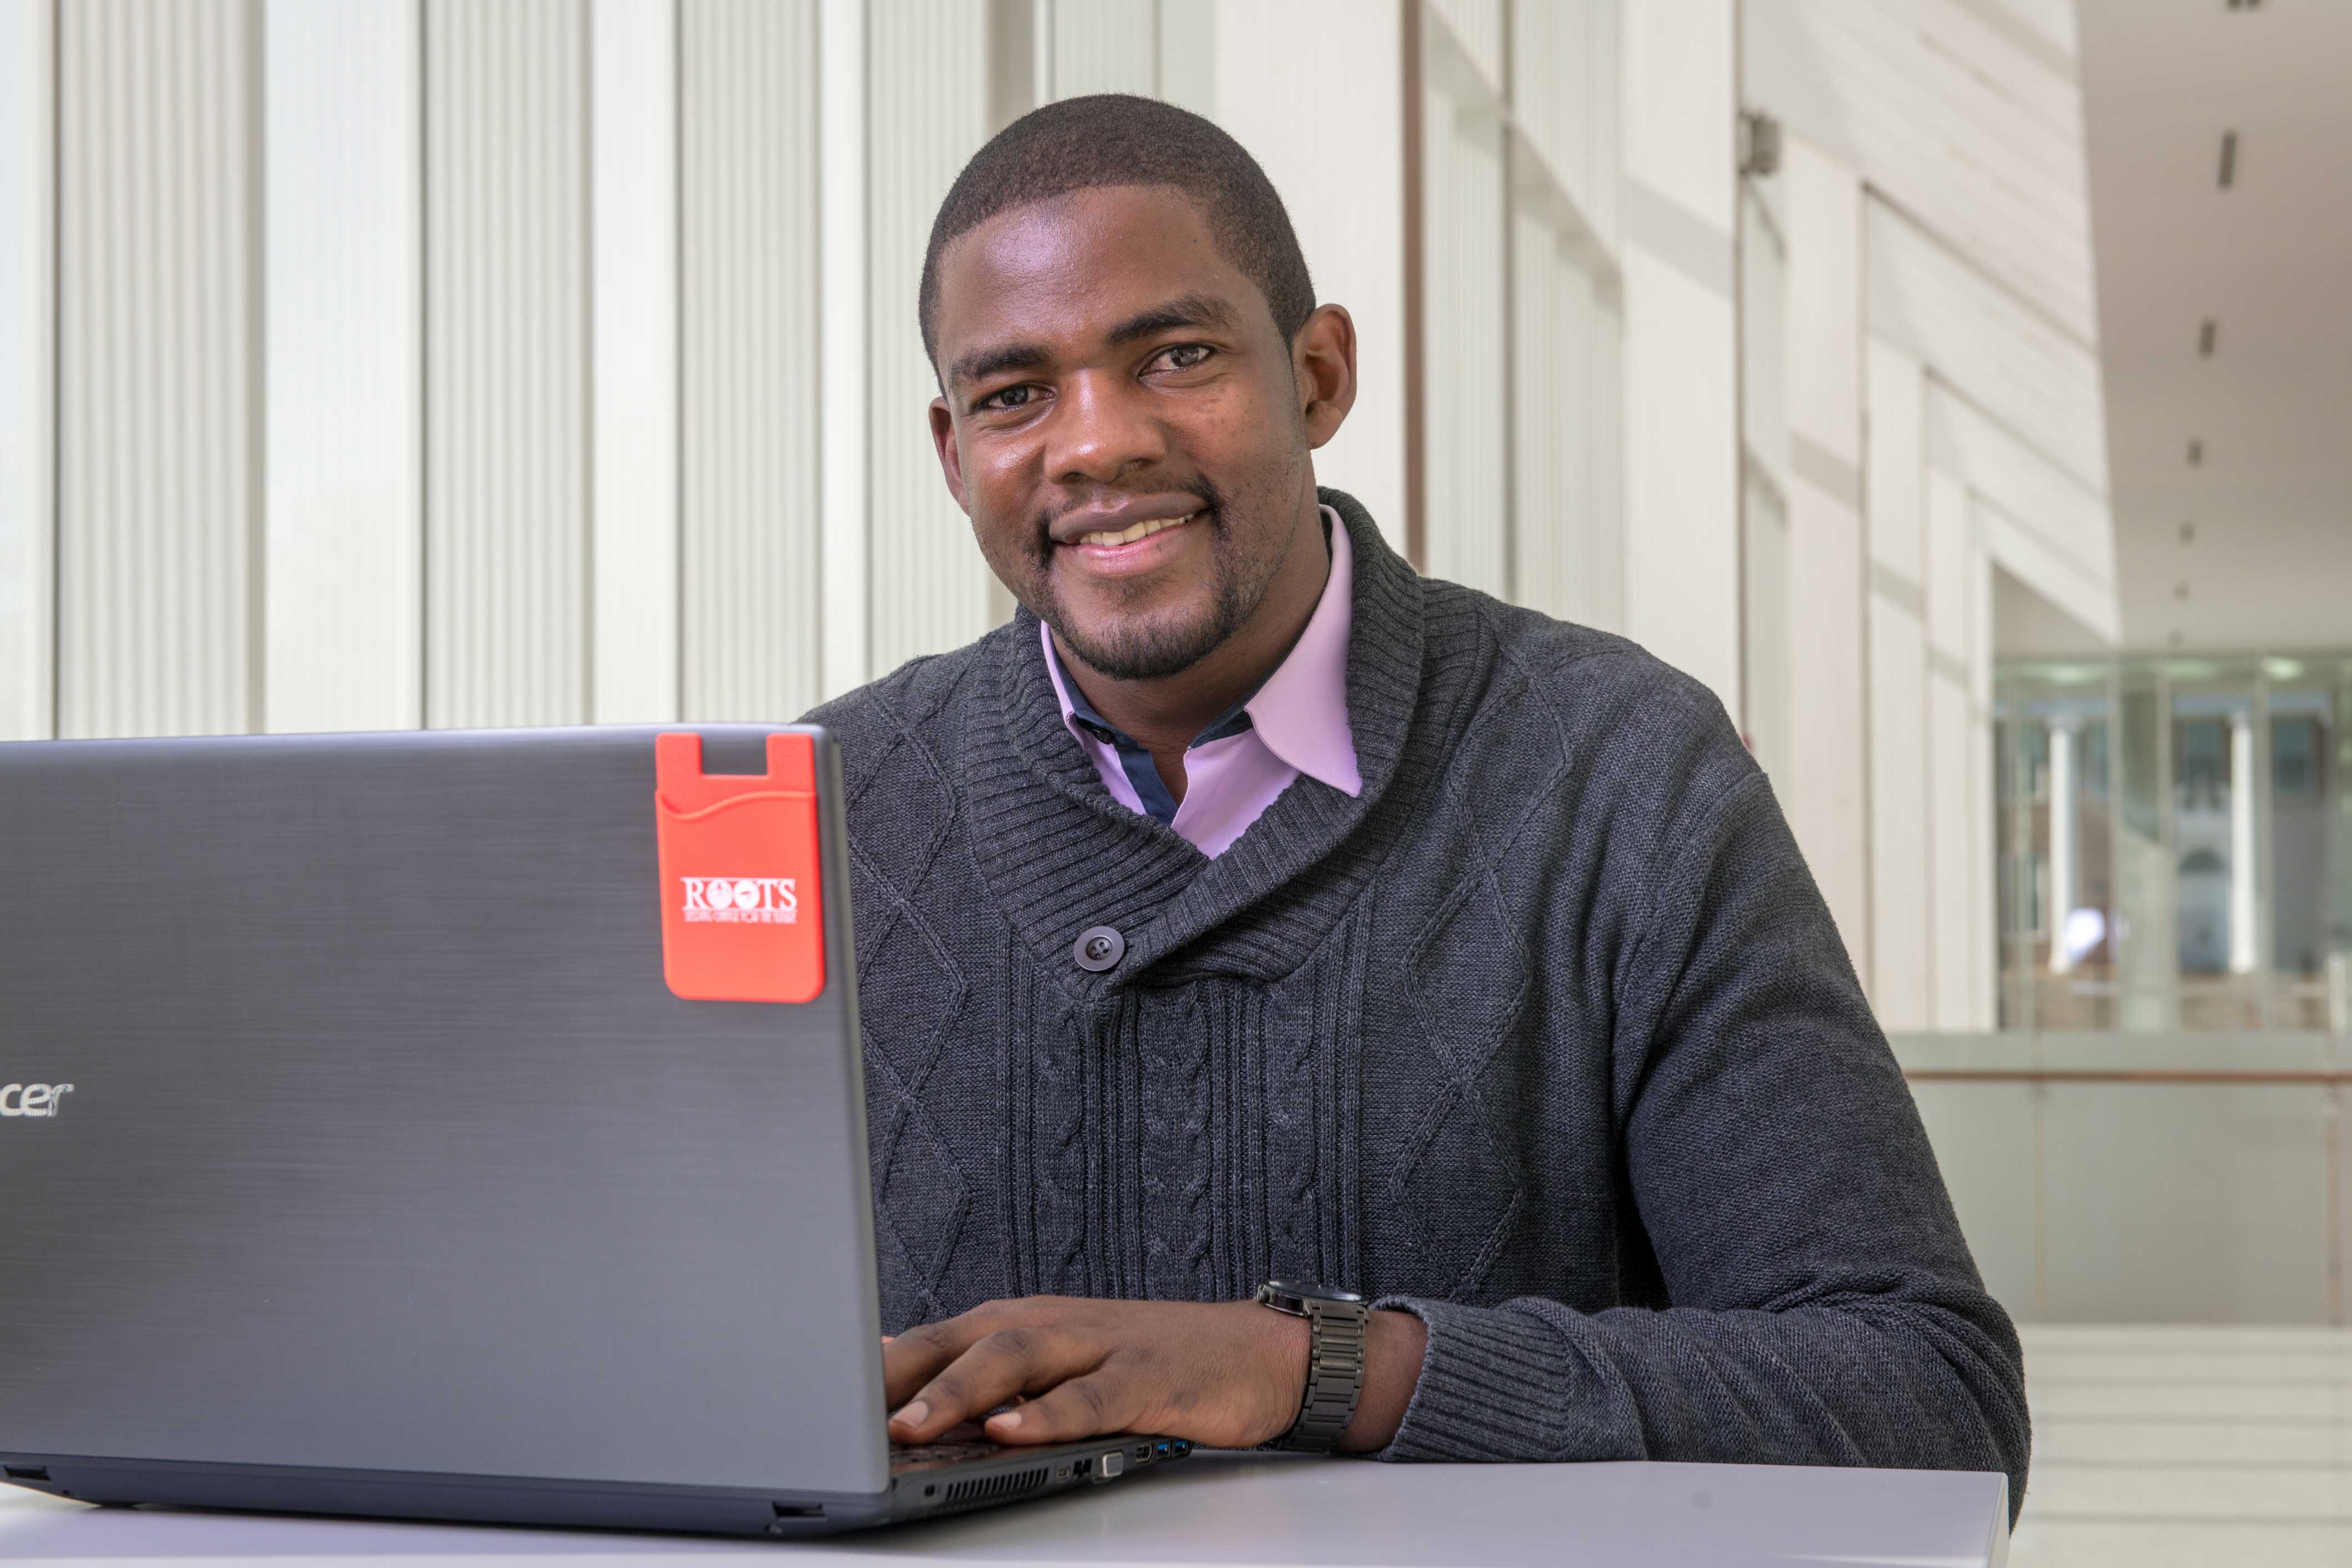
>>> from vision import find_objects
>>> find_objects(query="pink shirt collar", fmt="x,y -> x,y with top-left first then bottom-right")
1233,506 -> 1361,796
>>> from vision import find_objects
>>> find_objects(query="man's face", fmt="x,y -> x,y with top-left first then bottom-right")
928,185 -> 1341,681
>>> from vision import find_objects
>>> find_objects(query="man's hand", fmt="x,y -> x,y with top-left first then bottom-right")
880,1296 -> 1426,1453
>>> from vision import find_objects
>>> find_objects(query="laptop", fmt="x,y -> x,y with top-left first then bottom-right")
0,724 -> 1189,1536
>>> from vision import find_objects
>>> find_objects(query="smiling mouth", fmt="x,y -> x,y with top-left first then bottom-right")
1072,510 -> 1204,548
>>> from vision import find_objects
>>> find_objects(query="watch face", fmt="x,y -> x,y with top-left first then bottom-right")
1266,1280 -> 1366,1304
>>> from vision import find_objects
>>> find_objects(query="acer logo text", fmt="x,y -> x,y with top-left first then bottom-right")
680,876 -> 798,924
0,1083 -> 73,1118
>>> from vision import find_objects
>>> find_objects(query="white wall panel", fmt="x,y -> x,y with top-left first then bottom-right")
1925,466 -> 1978,1027
1744,0 -> 2096,343
681,0 -> 822,719
1428,0 -> 1501,95
56,0 -> 263,739
1039,0 -> 1154,99
1622,0 -> 1734,233
1869,196 -> 2106,497
1866,339 -> 1930,1025
422,0 -> 590,729
864,0 -> 995,677
264,0 -> 422,735
1929,671 -> 1975,1029
1777,136 -> 1869,972
1869,600 -> 1932,1027
1153,2 -> 1213,117
591,0 -> 679,724
1928,379 -> 2117,644
1866,338 -> 1925,579
1419,46 -> 1506,598
1512,216 -> 1612,625
818,0 -> 869,699
1214,0 -> 1407,549
0,0 -> 54,741
1620,0 -> 1737,716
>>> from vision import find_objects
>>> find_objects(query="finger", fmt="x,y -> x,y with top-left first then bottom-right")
983,1368 -> 1144,1447
888,1326 -> 1095,1444
880,1312 -> 1000,1408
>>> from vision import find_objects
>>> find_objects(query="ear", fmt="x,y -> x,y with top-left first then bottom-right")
1293,304 -> 1358,450
929,396 -> 972,514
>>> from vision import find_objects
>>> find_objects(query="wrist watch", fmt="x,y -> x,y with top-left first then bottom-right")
1255,1280 -> 1370,1452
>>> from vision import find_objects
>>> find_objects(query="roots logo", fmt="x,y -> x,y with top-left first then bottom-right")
680,876 -> 798,925
0,1083 -> 73,1118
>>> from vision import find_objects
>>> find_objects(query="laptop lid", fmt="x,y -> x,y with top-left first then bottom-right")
0,725 -> 889,1500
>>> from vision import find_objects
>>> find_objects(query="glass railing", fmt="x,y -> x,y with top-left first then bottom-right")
1996,655 -> 2352,1033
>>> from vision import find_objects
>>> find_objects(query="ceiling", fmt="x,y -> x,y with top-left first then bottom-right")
2058,0 -> 2352,656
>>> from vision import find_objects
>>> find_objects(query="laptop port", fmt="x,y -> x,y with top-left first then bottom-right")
4,1467 -> 50,1482
1133,1443 -> 1151,1462
1099,1451 -> 1125,1479
1053,1463 -> 1071,1483
770,1502 -> 824,1520
1154,1440 -> 1172,1458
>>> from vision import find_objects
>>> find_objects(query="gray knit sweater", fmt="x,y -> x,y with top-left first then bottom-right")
810,489 -> 2029,1513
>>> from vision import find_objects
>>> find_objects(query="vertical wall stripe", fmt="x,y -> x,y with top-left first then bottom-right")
0,0 -> 56,740
55,0 -> 262,739
1418,32 -> 1507,598
422,0 -> 589,729
1040,0 -> 1155,99
863,0 -> 994,678
817,0 -> 870,700
679,0 -> 819,720
589,0 -> 680,724
263,0 -> 424,735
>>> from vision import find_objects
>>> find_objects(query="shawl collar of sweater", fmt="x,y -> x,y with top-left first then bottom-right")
965,487 -> 1423,987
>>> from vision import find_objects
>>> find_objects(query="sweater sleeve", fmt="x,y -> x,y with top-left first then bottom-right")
1366,762 -> 2031,1523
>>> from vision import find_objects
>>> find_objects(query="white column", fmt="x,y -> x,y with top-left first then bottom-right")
0,0 -> 55,741
861,0 -> 994,676
817,0 -> 869,700
1214,0 -> 1409,551
2229,709 -> 2258,975
1865,338 -> 1930,1023
263,0 -> 423,735
421,0 -> 592,729
1776,134 -> 1869,974
2046,717 -> 2079,975
679,0 -> 824,720
1618,0 -> 1740,717
591,0 -> 681,724
56,0 -> 265,739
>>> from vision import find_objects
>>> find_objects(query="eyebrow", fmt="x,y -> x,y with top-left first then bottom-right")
1103,292 -> 1242,345
948,293 -> 1244,391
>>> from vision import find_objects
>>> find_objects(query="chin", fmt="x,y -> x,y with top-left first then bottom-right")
1057,599 -> 1228,683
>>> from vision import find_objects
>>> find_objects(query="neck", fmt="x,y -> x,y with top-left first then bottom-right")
1053,496 -> 1330,759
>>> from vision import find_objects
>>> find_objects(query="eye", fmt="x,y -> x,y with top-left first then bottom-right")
975,383 -> 1040,413
1155,343 -> 1213,371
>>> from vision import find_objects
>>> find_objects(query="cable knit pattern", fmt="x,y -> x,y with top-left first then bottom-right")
807,490 -> 2030,1521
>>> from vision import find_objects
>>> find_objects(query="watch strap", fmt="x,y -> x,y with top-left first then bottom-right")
1268,1293 -> 1368,1452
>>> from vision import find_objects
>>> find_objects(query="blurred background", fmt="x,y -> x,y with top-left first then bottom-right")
2,0 -> 2347,1559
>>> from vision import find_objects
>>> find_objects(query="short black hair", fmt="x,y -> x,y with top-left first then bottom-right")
919,94 -> 1316,373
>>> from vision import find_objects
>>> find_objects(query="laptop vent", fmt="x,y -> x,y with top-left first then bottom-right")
942,1465 -> 1050,1508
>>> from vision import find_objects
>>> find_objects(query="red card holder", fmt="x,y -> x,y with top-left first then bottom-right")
653,732 -> 827,1004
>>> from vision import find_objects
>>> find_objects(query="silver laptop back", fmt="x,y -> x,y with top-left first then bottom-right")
0,725 -> 889,1509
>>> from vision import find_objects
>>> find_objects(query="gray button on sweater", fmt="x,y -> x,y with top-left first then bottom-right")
807,488 -> 2030,1517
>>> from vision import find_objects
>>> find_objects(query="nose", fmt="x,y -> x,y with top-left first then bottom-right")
1045,369 -> 1168,486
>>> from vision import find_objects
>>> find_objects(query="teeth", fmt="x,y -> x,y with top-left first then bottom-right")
1079,511 -> 1198,548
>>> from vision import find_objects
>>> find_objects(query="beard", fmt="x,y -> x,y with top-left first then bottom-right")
1016,476 -> 1290,683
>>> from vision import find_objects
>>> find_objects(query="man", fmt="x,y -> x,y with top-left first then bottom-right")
811,94 -> 2028,1507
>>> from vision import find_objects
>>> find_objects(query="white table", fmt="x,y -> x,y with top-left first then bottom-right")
0,1451 -> 2009,1567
